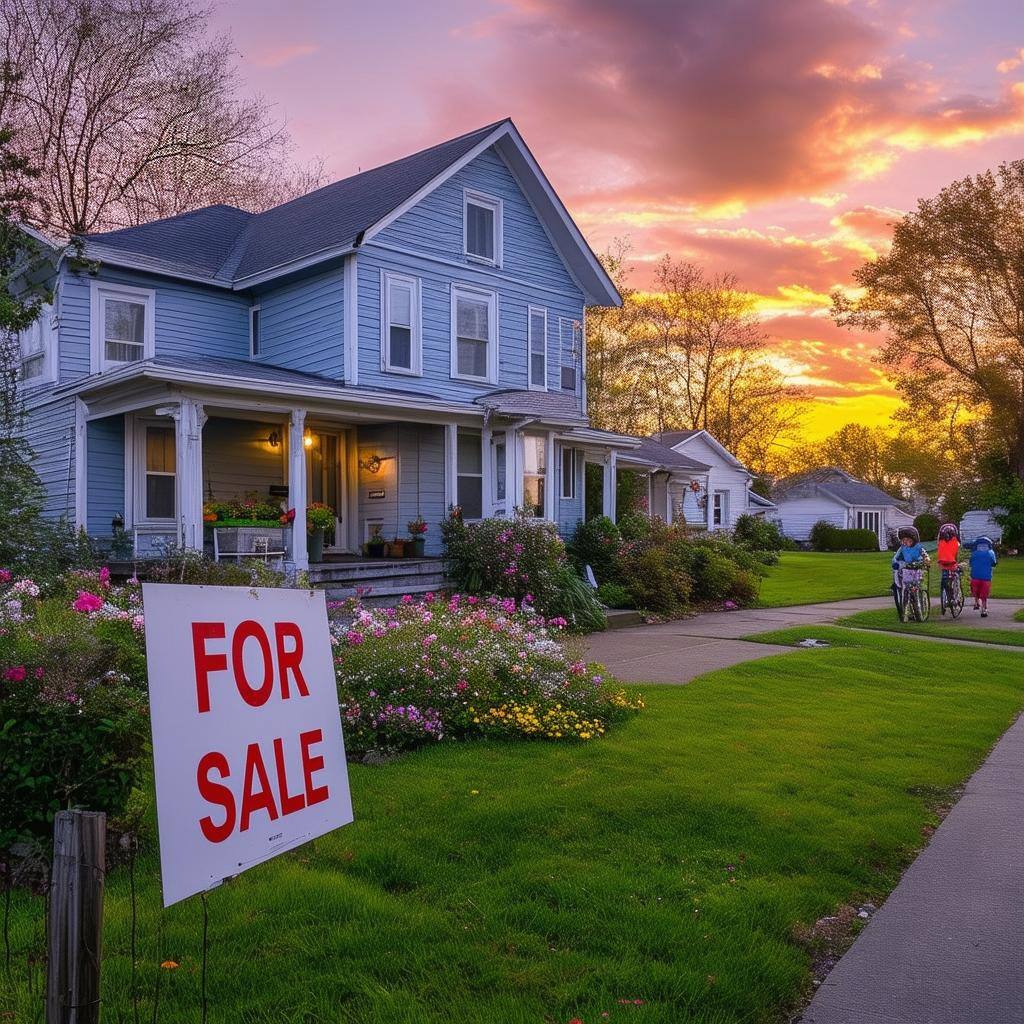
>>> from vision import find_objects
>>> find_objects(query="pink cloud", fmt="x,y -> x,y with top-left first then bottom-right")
250,43 -> 319,69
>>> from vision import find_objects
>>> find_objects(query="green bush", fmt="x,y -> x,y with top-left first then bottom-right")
914,513 -> 939,541
688,548 -> 739,600
618,544 -> 692,616
596,582 -> 633,608
986,479 -> 1024,549
567,516 -> 622,583
809,521 -> 880,551
139,549 -> 286,587
617,511 -> 652,542
733,513 -> 787,555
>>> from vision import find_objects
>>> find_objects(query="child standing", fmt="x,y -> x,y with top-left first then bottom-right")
937,523 -> 961,590
969,536 -> 997,617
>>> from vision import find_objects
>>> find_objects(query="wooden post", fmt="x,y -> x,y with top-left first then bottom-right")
46,810 -> 106,1024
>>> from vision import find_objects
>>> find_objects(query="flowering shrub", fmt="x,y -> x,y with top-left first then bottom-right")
333,594 -> 641,755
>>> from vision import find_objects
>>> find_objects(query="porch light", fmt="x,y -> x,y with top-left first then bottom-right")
359,454 -> 384,474
303,428 -> 314,449
266,430 -> 280,449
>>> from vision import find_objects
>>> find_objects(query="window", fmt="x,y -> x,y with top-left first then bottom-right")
145,425 -> 176,520
250,306 -> 261,357
90,282 -> 155,372
451,285 -> 497,382
857,510 -> 880,535
523,433 -> 547,517
528,306 -> 546,389
456,429 -> 483,519
381,272 -> 421,374
464,191 -> 502,264
560,447 -> 577,500
712,490 -> 728,527
494,440 -> 506,503
18,302 -> 56,384
560,318 -> 581,391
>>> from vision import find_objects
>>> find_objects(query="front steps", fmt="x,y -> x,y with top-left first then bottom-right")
308,558 -> 449,607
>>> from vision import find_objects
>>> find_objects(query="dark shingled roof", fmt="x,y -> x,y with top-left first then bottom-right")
82,121 -> 508,285
773,467 -> 904,507
655,428 -> 702,447
475,389 -> 588,425
626,437 -> 709,472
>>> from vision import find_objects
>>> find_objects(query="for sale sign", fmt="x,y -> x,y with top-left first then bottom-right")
142,584 -> 353,906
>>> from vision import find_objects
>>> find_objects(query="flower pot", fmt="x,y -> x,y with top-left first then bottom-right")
390,539 -> 406,558
367,540 -> 385,558
308,527 -> 325,563
409,536 -> 425,557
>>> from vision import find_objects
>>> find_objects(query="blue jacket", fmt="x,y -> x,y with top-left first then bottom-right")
892,542 -> 927,568
969,547 -> 997,581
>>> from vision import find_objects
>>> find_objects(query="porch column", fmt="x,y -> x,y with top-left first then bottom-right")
289,408 -> 309,569
444,423 -> 458,511
158,398 -> 205,550
504,427 -> 517,517
603,449 -> 617,521
543,432 -> 556,521
481,426 -> 493,517
74,399 -> 88,531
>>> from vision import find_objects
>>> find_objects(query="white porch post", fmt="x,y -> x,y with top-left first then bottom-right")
158,398 -> 205,550
603,449 -> 617,520
665,473 -> 674,523
444,423 -> 458,511
74,399 -> 88,531
289,408 -> 309,569
481,426 -> 493,517
543,432 -> 556,521
504,427 -> 517,516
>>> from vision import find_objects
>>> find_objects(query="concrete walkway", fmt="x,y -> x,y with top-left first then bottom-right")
802,712 -> 1024,1024
585,597 -> 891,684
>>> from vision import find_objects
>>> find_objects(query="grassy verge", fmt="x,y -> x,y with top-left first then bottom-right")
835,608 -> 1024,647
757,552 -> 1024,608
6,633 -> 1024,1024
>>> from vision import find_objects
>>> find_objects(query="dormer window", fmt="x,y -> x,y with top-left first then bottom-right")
464,190 -> 502,265
90,281 -> 155,373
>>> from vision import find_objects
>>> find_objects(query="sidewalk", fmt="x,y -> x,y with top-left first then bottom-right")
801,713 -> 1024,1024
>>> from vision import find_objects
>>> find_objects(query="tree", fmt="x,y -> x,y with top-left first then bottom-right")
0,0 -> 325,235
834,161 -> 1024,481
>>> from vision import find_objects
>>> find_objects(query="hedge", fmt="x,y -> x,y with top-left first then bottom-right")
809,521 -> 880,552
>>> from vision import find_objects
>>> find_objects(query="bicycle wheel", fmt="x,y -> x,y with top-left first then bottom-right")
950,573 -> 965,618
918,581 -> 931,621
940,578 -> 948,616
901,586 -> 913,623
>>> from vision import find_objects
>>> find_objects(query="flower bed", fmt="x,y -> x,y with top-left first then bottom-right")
332,593 -> 641,755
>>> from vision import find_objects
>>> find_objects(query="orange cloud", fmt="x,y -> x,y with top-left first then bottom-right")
250,43 -> 319,68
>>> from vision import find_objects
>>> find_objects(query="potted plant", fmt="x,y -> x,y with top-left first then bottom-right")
367,524 -> 386,558
306,502 -> 334,563
389,537 -> 406,558
407,516 -> 428,557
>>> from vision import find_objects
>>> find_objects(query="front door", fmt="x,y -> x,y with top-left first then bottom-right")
307,430 -> 347,552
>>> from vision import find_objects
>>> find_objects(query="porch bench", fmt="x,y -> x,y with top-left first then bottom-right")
212,526 -> 287,569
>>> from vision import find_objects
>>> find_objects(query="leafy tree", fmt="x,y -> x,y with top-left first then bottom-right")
834,160 -> 1024,482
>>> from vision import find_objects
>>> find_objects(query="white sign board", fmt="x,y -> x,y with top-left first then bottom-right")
142,584 -> 353,906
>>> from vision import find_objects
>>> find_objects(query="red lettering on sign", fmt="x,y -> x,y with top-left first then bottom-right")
192,622 -> 227,713
197,751 -> 235,842
239,741 -> 280,831
231,620 -> 274,707
273,737 -> 306,816
274,622 -> 309,699
300,729 -> 329,806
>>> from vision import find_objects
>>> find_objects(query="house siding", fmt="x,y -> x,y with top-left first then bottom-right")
23,390 -> 75,520
86,415 -> 125,535
255,265 -> 344,379
202,417 -> 285,500
773,496 -> 846,541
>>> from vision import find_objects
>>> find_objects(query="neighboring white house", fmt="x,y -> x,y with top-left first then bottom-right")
771,467 -> 913,549
653,429 -> 768,531
959,508 -> 1005,545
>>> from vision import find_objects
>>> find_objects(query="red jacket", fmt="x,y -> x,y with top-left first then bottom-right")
937,537 -> 960,567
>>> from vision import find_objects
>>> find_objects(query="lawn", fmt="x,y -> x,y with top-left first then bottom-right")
837,608 -> 1024,647
757,551 -> 1024,607
7,634 -> 1024,1024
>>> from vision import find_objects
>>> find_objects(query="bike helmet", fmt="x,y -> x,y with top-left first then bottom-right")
896,526 -> 920,544
938,523 -> 959,541
974,535 -> 994,549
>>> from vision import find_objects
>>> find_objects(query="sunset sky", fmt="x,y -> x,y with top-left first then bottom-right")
211,0 -> 1024,439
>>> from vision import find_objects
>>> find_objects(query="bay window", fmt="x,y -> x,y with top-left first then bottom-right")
451,285 -> 496,383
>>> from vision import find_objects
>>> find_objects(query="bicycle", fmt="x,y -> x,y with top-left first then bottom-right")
896,562 -> 930,622
939,563 -> 965,618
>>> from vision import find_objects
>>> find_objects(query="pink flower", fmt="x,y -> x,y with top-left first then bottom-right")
345,631 -> 364,645
98,566 -> 111,586
35,666 -> 45,679
0,569 -> 11,584
131,614 -> 145,632
4,666 -> 26,682
401,594 -> 414,605
72,591 -> 104,613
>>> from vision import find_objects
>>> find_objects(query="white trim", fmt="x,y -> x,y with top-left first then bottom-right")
74,398 -> 88,530
343,253 -> 359,385
671,429 -> 748,471
450,283 -> 498,384
455,427 -> 485,519
288,408 -> 309,569
443,423 -> 458,510
232,245 -> 356,290
560,445 -> 578,500
249,305 -> 262,358
123,415 -> 136,529
481,426 -> 494,515
463,188 -> 503,267
544,432 -> 556,521
527,305 -> 547,391
580,307 -> 588,408
89,280 -> 156,374
17,300 -> 58,388
132,416 -> 178,527
379,269 -> 422,376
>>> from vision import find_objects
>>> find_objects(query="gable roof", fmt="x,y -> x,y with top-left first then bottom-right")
475,388 -> 588,426
80,120 -> 621,304
625,436 -> 710,473
652,428 -> 747,471
773,468 -> 905,507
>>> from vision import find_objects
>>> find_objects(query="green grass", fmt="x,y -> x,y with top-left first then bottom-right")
836,608 -> 1024,647
757,552 -> 1024,607
7,633 -> 1024,1023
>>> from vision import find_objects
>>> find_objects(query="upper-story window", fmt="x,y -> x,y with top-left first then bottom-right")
464,190 -> 502,265
381,271 -> 422,375
451,284 -> 497,384
90,281 -> 155,373
249,306 -> 261,358
559,317 -> 580,392
18,301 -> 57,385
528,306 -> 547,390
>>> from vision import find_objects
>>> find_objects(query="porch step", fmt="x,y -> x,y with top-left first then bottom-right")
308,558 -> 445,584
604,609 -> 644,629
321,574 -> 450,608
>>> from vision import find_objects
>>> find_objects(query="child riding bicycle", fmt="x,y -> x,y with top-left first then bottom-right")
891,525 -> 929,614
937,522 -> 961,583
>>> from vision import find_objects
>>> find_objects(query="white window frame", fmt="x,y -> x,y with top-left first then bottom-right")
560,446 -> 578,500
857,509 -> 881,535
134,417 -> 177,525
456,428 -> 484,521
90,281 -> 155,373
450,283 -> 498,384
463,189 -> 503,266
379,270 -> 422,376
712,490 -> 728,527
17,301 -> 58,387
249,305 -> 262,359
528,305 -> 547,391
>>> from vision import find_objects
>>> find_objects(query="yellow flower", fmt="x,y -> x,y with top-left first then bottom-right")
160,960 -> 179,970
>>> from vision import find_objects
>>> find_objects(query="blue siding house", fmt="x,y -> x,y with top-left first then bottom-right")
15,119 -> 710,570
